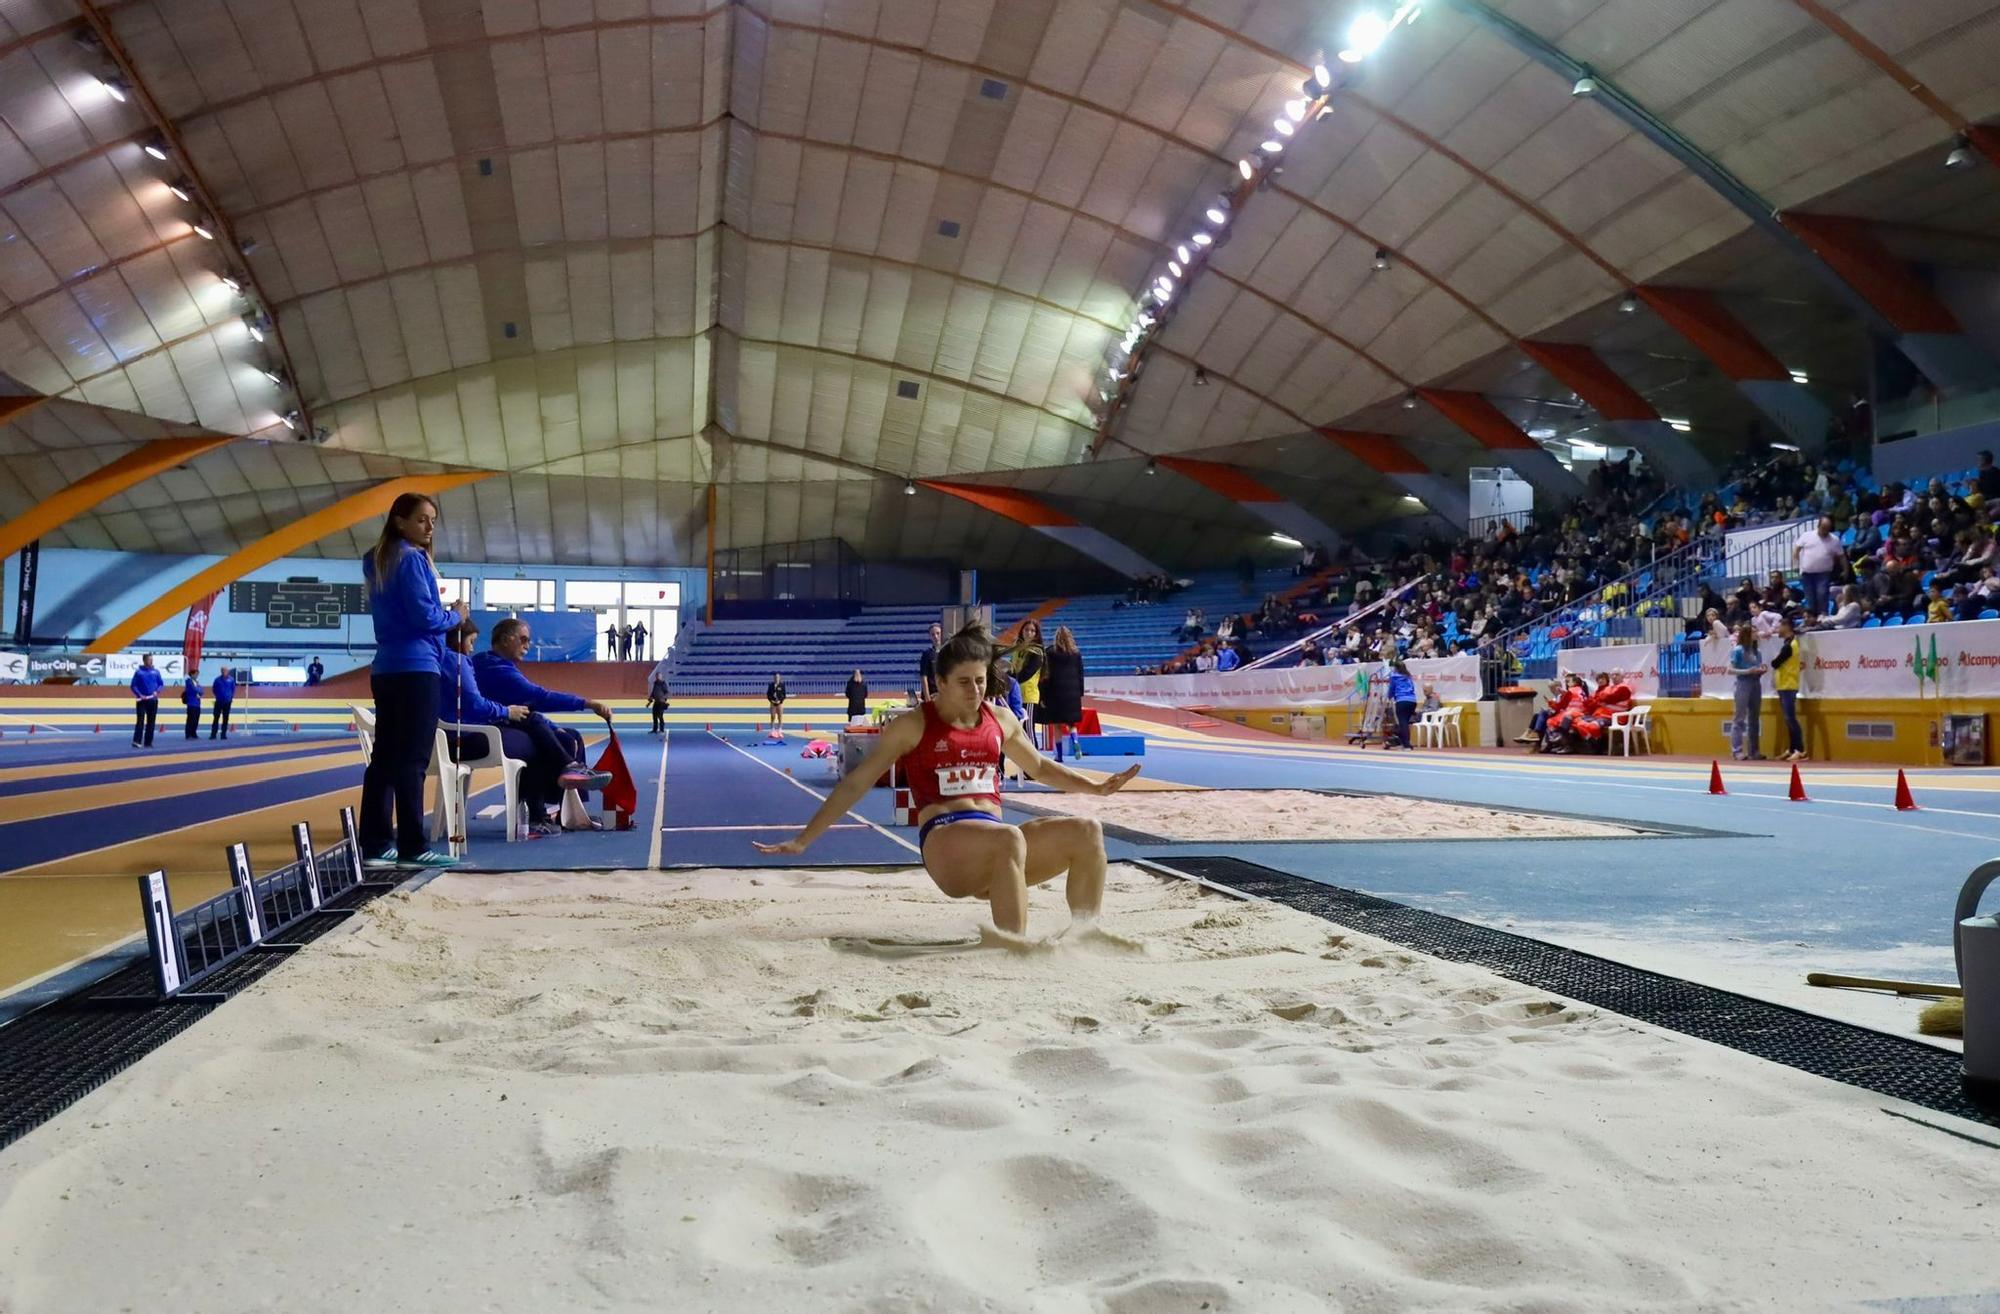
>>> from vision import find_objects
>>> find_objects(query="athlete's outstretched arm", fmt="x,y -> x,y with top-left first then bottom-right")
752,712 -> 924,854
996,706 -> 1139,796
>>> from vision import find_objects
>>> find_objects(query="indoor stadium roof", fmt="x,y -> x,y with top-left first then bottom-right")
1,0 -> 1997,568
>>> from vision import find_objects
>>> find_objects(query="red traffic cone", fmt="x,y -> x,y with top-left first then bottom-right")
1708,760 -> 1726,795
1787,764 -> 1808,802
1893,769 -> 1919,812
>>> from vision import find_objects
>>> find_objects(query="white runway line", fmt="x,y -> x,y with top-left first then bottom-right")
647,730 -> 670,869
708,730 -> 920,855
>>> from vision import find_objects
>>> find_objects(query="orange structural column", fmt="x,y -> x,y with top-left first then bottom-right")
84,471 -> 490,655
0,434 -> 234,562
1318,429 -> 1428,475
1635,288 -> 1787,381
1416,390 -> 1538,450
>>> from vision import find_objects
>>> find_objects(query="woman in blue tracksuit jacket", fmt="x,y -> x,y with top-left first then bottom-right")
1386,660 -> 1419,750
359,493 -> 466,868
181,668 -> 202,739
129,655 -> 163,748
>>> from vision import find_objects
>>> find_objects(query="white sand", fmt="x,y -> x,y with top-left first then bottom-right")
1022,787 -> 1642,842
2,866 -> 1995,1313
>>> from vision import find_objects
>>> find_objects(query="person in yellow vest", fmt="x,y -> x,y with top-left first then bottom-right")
1772,614 -> 1805,761
1008,618 -> 1046,743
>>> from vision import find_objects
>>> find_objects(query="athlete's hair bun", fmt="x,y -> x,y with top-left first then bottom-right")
937,622 -> 994,679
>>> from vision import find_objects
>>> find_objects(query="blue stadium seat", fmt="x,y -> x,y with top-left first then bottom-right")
1862,616 -> 1880,628
1880,615 -> 1901,627
1982,610 -> 1999,621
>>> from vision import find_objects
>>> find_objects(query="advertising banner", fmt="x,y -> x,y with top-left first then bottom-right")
12,539 -> 36,646
0,650 -> 25,682
184,590 -> 219,670
1556,643 -> 1660,698
1086,654 -> 1480,709
1801,620 -> 2000,699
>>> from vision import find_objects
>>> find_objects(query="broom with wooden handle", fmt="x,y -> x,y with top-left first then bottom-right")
1804,972 -> 1963,1036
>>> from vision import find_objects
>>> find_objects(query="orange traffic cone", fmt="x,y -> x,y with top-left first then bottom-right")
1894,769 -> 1919,812
1708,761 -> 1726,795
1788,764 -> 1808,802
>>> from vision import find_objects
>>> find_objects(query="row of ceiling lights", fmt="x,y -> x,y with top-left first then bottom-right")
79,34 -> 311,438
1089,5 -> 1422,454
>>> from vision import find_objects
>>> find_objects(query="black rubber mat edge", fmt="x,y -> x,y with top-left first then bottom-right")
0,892 -> 395,1152
1141,854 -> 1999,1130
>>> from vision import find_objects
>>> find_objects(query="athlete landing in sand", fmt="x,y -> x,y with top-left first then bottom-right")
754,622 -> 1139,936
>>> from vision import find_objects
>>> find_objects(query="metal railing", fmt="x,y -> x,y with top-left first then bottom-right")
1244,576 -> 1430,669
1467,510 -> 1532,538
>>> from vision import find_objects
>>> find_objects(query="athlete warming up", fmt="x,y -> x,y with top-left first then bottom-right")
754,623 -> 1139,937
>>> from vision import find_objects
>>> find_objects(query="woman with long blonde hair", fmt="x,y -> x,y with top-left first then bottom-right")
1040,624 -> 1086,756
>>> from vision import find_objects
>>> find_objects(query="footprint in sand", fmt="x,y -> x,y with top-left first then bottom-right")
915,1154 -> 1162,1287
700,1169 -> 887,1269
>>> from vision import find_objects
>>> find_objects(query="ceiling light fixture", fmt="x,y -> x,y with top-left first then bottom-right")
1402,393 -> 1418,410
280,410 -> 301,431
1313,61 -> 1332,89
1285,99 -> 1308,122
1144,458 -> 1157,475
904,480 -> 916,496
1619,292 -> 1638,314
261,366 -> 286,386
1664,417 -> 1691,432
1167,260 -> 1183,278
1788,368 -> 1809,384
1343,9 -> 1393,60
142,135 -> 169,161
1259,138 -> 1283,153
191,218 -> 215,240
1770,441 -> 1801,452
1402,494 -> 1422,504
1273,118 -> 1295,137
1945,135 -> 1975,171
1238,158 -> 1254,180
166,178 -> 192,202
1192,231 -> 1213,247
1193,366 -> 1210,387
98,75 -> 130,102
1206,198 -> 1231,225
1372,248 -> 1391,271
1176,243 -> 1190,262
219,271 -> 243,294
1270,533 -> 1303,547
1572,75 -> 1598,97
242,312 -> 265,342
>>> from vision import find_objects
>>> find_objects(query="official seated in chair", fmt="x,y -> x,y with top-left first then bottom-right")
441,622 -> 606,834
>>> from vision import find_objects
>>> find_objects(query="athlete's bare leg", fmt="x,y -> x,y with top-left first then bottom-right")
1021,816 -> 1106,920
922,820 -> 1028,934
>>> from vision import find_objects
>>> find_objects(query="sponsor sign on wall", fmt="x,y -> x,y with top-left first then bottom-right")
1555,643 -> 1660,698
0,650 -> 26,682
1801,620 -> 2000,699
1086,654 -> 1480,709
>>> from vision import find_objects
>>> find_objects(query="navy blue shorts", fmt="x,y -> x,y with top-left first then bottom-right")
917,809 -> 1006,849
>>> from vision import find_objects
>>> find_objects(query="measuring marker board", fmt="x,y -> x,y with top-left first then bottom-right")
339,806 -> 364,878
138,870 -> 182,996
292,823 -> 322,908
227,842 -> 263,942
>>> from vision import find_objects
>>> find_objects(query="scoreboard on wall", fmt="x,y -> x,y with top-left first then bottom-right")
228,579 -> 367,630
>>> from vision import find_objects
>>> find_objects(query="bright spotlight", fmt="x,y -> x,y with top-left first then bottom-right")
1572,76 -> 1598,96
1273,118 -> 1294,137
1345,10 -> 1392,58
1205,202 -> 1229,225
1371,248 -> 1390,271
98,76 -> 129,102
1285,99 -> 1308,122
1176,243 -> 1190,262
1312,61 -> 1332,88
1238,158 -> 1255,178
1192,231 -> 1213,247
1167,260 -> 1182,278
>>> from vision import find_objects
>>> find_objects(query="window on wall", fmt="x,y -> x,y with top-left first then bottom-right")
484,578 -> 554,610
624,581 -> 681,657
436,577 -> 471,606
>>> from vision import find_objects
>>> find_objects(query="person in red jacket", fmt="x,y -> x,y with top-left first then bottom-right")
1525,674 -> 1588,753
1573,671 -> 1635,751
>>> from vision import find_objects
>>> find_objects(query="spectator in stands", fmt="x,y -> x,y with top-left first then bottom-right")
1040,626 -> 1085,754
210,667 -> 235,739
645,665 -> 671,733
1828,585 -> 1864,629
1298,638 -> 1325,666
1215,642 -> 1241,673
845,668 -> 868,723
1177,606 -> 1204,642
1871,557 -> 1921,617
1926,588 -> 1952,625
1793,516 -> 1843,620
1009,619 -> 1046,736
306,656 -> 324,687
1193,641 -> 1218,674
1772,616 -> 1804,761
919,622 -> 944,699
604,620 -> 618,660
632,620 -> 649,661
1728,624 -> 1768,762
1979,450 -> 2000,502
766,673 -> 787,731
360,491 -> 466,869
129,653 -> 162,749
181,665 -> 202,739
441,621 -> 603,835
472,618 -> 614,790
1385,659 -> 1418,750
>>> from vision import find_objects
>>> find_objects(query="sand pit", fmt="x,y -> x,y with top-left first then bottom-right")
1021,787 -> 1645,842
2,866 -> 1994,1313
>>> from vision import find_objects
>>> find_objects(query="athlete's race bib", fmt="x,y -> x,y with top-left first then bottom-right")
936,764 -> 997,797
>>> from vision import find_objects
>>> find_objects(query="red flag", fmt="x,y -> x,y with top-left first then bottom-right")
592,730 -> 639,819
183,590 -> 220,669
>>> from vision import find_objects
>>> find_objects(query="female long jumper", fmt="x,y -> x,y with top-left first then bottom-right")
755,625 -> 1137,936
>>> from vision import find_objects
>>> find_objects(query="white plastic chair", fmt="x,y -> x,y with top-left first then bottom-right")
439,719 -> 527,842
1432,704 -> 1463,748
1409,708 -> 1446,748
351,703 -> 375,766
1608,703 -> 1652,757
